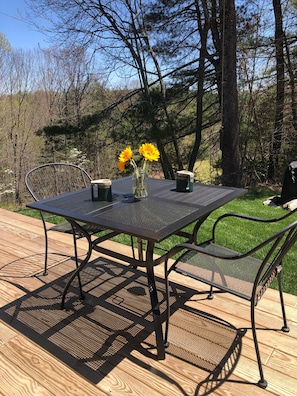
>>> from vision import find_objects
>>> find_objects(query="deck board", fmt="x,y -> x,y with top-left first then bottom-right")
0,208 -> 296,395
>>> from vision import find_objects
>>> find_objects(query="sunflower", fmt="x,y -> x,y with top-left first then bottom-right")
118,143 -> 159,174
118,146 -> 133,163
139,143 -> 160,162
118,146 -> 133,172
118,160 -> 127,172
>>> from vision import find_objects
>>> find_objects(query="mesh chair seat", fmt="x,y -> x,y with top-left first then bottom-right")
50,221 -> 103,236
175,242 -> 275,302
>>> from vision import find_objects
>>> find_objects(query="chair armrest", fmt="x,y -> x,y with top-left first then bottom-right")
211,208 -> 297,241
215,209 -> 296,225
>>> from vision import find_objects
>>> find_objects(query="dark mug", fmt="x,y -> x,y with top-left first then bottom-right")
176,170 -> 194,192
91,179 -> 112,201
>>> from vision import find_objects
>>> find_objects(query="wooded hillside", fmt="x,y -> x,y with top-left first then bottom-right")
1,1 -> 297,204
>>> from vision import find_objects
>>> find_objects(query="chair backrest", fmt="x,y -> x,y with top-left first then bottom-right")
253,219 -> 297,300
25,163 -> 92,201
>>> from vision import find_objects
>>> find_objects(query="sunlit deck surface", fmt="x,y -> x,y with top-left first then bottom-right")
0,208 -> 296,396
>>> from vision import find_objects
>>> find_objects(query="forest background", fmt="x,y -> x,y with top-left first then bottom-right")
1,0 -> 297,205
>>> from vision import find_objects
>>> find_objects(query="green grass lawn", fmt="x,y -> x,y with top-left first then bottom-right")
14,186 -> 297,296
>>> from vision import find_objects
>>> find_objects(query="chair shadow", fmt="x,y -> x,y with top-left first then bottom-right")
0,255 -> 246,394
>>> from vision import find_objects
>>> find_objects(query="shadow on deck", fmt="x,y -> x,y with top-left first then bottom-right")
0,254 -> 244,395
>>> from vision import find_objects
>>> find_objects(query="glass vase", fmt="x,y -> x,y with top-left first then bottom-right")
132,168 -> 148,199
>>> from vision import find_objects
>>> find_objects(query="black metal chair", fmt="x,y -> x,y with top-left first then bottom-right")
164,209 -> 297,388
25,163 -> 106,276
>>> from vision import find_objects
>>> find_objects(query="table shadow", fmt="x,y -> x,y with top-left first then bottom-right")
0,255 -> 245,394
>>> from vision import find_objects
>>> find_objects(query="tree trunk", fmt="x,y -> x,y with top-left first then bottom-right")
189,0 -> 209,172
220,0 -> 241,187
267,0 -> 285,181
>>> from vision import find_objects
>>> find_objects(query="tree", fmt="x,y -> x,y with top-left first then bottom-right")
25,0 -> 228,180
22,0 -> 297,189
219,0 -> 241,186
0,49 -> 45,203
141,0 -> 241,186
267,0 -> 285,181
0,33 -> 11,52
26,0 -> 179,177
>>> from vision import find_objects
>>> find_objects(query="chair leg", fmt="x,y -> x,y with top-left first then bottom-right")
278,272 -> 290,332
207,285 -> 214,300
251,303 -> 268,388
42,220 -> 49,276
164,260 -> 170,347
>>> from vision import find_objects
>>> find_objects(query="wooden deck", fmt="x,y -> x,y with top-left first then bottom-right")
0,208 -> 296,396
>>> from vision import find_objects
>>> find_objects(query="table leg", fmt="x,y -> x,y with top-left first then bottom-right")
60,220 -> 93,309
146,240 -> 165,360
192,213 -> 212,243
137,238 -> 144,261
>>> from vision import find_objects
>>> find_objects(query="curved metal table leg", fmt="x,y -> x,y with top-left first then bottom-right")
192,213 -> 210,243
146,240 -> 165,360
60,219 -> 93,309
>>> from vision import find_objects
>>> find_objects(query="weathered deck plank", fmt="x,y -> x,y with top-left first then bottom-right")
0,208 -> 296,395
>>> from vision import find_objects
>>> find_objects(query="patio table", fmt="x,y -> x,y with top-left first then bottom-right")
27,177 -> 246,359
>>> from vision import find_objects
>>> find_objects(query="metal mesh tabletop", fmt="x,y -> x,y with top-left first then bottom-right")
27,178 -> 245,242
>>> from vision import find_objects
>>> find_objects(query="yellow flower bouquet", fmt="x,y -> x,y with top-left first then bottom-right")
118,143 -> 160,198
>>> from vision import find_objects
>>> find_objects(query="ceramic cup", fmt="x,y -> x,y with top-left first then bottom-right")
176,170 -> 194,192
91,179 -> 112,201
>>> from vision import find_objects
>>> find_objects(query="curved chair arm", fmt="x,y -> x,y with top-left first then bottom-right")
211,208 -> 297,241
168,218 -> 297,267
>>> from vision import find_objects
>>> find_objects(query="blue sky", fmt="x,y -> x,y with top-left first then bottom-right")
0,0 -> 49,49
